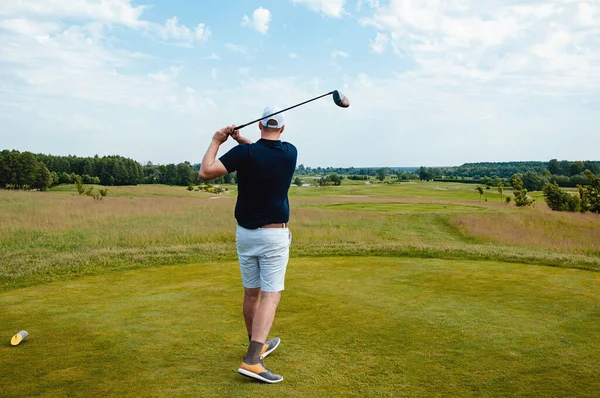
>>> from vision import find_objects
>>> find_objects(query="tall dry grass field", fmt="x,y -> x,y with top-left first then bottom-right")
451,208 -> 600,255
1,183 -> 599,291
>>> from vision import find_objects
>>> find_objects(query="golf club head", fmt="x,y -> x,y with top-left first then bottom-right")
333,90 -> 350,108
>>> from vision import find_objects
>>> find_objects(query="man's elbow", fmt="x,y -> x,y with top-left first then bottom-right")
199,168 -> 211,181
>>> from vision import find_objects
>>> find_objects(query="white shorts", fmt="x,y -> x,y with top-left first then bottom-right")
236,225 -> 292,292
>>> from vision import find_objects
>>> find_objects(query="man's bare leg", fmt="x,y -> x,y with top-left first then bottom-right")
238,292 -> 284,383
250,291 -> 281,343
243,287 -> 261,338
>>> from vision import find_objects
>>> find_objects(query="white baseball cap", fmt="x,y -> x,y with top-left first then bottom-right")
260,106 -> 285,128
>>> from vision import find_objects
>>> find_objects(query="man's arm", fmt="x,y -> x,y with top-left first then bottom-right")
198,126 -> 234,181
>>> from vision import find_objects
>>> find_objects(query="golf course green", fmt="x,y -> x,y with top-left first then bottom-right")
2,257 -> 598,397
1,182 -> 599,397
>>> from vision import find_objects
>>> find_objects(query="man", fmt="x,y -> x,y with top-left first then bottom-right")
198,106 -> 297,384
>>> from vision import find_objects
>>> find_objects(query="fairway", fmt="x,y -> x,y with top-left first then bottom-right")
1,257 -> 598,397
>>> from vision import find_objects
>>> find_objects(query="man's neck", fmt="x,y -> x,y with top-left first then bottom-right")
260,133 -> 281,141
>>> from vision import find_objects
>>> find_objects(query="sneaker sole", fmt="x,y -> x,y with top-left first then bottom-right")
260,339 -> 281,359
237,368 -> 283,384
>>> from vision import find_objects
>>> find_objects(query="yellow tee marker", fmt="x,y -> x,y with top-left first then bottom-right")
10,330 -> 29,346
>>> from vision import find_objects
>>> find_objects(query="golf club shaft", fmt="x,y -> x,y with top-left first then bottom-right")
235,91 -> 334,130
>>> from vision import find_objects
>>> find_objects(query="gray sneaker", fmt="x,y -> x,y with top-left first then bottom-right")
260,337 -> 280,359
238,359 -> 283,384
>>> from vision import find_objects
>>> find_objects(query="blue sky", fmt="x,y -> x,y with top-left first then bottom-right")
1,0 -> 599,167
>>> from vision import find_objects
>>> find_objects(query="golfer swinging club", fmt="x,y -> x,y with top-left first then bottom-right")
199,106 -> 297,384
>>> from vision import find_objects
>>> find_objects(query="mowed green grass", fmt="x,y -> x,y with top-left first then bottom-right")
2,257 -> 598,397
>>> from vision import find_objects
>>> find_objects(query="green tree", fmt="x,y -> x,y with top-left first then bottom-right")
559,160 -> 571,176
522,171 -> 548,191
377,169 -> 386,182
497,182 -> 504,203
329,174 -> 342,186
74,175 -> 85,195
164,164 -> 177,185
476,185 -> 484,201
570,161 -> 584,177
58,172 -> 73,184
511,175 -> 534,207
547,159 -> 561,175
542,182 -> 580,212
176,163 -> 195,186
51,171 -> 60,186
294,177 -> 303,186
33,163 -> 52,191
318,174 -> 342,186
419,167 -> 433,181
17,151 -> 39,189
583,170 -> 600,213
0,151 -> 47,190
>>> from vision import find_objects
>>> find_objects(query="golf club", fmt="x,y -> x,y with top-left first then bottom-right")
234,90 -> 349,130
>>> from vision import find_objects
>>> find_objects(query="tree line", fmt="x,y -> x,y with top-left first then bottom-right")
295,164 -> 417,177
418,159 -> 600,188
0,150 -> 146,189
142,162 -> 236,187
0,150 -> 237,190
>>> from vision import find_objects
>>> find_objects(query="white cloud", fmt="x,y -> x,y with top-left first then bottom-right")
203,52 -> 220,60
332,50 -> 349,58
151,17 -> 211,44
292,0 -> 346,18
0,1 -> 214,121
369,32 -> 388,53
211,68 -> 218,80
578,1 -> 600,26
0,0 -> 210,45
0,18 -> 63,37
0,0 -> 146,27
330,50 -> 349,70
241,7 -> 272,34
360,0 -> 600,92
289,52 -> 299,59
148,65 -> 183,82
356,0 -> 379,12
225,43 -> 250,54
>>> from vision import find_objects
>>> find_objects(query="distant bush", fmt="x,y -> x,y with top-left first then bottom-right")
544,170 -> 600,214
318,174 -> 342,186
74,176 -> 85,195
542,182 -> 580,212
195,184 -> 224,194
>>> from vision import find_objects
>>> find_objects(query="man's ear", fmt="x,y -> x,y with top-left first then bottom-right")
279,125 -> 285,134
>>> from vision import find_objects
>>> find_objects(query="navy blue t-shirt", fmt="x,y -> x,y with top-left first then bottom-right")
219,139 -> 298,229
